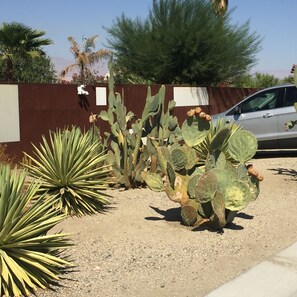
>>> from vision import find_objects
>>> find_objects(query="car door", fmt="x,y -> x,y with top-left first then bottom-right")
225,87 -> 284,148
276,86 -> 297,148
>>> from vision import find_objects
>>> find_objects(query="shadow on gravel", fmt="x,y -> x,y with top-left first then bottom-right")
147,208 -> 254,232
254,150 -> 297,179
269,167 -> 297,178
146,206 -> 182,222
236,212 -> 254,220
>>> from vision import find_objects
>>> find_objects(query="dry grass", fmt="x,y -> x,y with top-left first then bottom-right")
0,144 -> 15,166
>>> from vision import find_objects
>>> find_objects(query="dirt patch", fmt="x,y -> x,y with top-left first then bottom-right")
38,151 -> 297,297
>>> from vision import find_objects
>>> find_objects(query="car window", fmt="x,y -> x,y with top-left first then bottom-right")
284,86 -> 297,107
240,89 -> 281,113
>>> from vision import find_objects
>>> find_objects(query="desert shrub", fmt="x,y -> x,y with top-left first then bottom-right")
23,126 -> 110,216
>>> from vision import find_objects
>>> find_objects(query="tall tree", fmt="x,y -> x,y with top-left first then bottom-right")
106,0 -> 261,85
0,22 -> 53,82
61,35 -> 111,84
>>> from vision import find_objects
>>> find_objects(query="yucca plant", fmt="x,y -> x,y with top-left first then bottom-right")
23,126 -> 110,217
0,164 -> 72,297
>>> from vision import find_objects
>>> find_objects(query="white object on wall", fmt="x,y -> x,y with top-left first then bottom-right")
0,85 -> 20,142
77,84 -> 89,95
96,87 -> 107,106
173,87 -> 209,106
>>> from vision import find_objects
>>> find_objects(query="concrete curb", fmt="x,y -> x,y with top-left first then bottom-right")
205,242 -> 297,297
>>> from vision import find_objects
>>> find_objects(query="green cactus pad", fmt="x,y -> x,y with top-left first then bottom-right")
247,176 -> 260,201
171,148 -> 188,171
228,130 -> 258,163
237,163 -> 248,180
156,146 -> 170,172
181,116 -> 210,147
181,205 -> 198,226
145,173 -> 165,192
224,180 -> 251,211
195,170 -> 218,203
182,146 -> 198,170
166,161 -> 176,189
187,173 -> 201,199
211,191 -> 226,228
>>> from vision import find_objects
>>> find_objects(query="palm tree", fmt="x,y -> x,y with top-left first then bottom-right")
0,22 -> 53,82
61,35 -> 111,84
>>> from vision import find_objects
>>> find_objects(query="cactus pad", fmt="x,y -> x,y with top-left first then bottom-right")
228,130 -> 258,163
187,173 -> 201,199
210,191 -> 226,228
181,116 -> 210,147
224,180 -> 251,211
166,161 -> 176,189
195,170 -> 218,203
181,205 -> 198,226
171,148 -> 188,171
145,173 -> 164,192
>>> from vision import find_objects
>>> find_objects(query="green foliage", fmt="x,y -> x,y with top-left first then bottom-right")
0,55 -> 57,83
23,126 -> 110,217
146,112 -> 261,230
106,0 -> 261,85
233,72 -> 282,88
0,164 -> 72,297
0,144 -> 15,166
94,61 -> 181,189
0,22 -> 53,82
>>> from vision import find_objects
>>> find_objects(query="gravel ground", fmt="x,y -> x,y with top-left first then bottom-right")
38,151 -> 297,297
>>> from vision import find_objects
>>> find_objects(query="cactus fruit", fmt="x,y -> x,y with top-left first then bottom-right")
186,106 -> 211,121
247,164 -> 264,181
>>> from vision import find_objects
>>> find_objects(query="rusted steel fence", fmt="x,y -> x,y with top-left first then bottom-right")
1,83 -> 257,161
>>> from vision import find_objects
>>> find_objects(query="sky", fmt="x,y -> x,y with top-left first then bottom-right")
1,0 -> 297,78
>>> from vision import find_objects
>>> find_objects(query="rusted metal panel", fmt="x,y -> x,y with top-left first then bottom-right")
208,87 -> 258,114
2,83 -> 258,162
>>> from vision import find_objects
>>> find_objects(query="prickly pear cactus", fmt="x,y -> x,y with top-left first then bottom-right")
146,107 -> 264,230
92,61 -> 181,189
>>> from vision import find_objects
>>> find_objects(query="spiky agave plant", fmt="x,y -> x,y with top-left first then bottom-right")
0,164 -> 72,297
23,126 -> 110,217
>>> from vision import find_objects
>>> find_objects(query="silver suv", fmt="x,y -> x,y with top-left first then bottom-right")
212,84 -> 297,149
